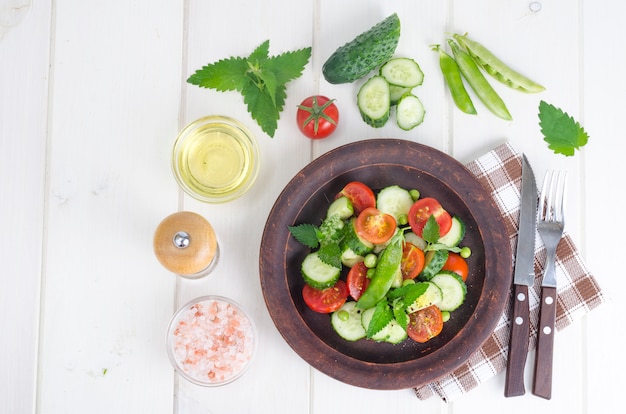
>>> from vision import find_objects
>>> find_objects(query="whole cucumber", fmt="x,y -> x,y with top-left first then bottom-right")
322,13 -> 401,84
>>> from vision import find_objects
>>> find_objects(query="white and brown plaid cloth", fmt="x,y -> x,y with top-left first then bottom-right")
414,142 -> 605,402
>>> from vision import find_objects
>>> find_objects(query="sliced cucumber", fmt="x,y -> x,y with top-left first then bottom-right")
327,196 -> 354,220
380,319 -> 408,344
331,302 -> 367,341
406,281 -> 443,313
360,308 -> 407,344
376,185 -> 414,222
404,231 -> 427,250
301,251 -> 341,289
437,216 -> 466,247
380,57 -> 424,88
360,307 -> 389,342
340,244 -> 364,268
357,75 -> 391,128
343,218 -> 374,256
389,84 -> 411,105
396,94 -> 425,131
431,271 -> 467,312
418,249 -> 449,281
322,13 -> 401,84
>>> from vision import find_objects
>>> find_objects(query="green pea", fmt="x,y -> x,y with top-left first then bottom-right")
364,253 -> 378,268
441,311 -> 451,322
453,34 -> 545,94
337,310 -> 350,321
460,246 -> 472,258
409,189 -> 420,201
432,44 -> 476,115
448,39 -> 512,121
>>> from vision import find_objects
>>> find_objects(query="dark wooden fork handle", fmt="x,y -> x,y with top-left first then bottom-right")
533,286 -> 557,399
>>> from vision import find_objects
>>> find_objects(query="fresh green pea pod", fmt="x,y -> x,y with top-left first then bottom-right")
448,39 -> 512,121
453,33 -> 545,93
432,44 -> 476,115
356,232 -> 403,309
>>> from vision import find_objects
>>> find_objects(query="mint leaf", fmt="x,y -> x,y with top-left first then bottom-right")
187,57 -> 250,92
187,40 -> 311,138
422,215 -> 441,244
288,223 -> 319,249
367,300 -> 393,338
538,100 -> 589,156
318,242 -> 341,269
392,299 -> 409,330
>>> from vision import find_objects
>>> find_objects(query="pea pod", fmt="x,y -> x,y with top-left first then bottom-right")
448,39 -> 512,121
356,232 -> 403,309
453,33 -> 545,93
432,44 -> 477,115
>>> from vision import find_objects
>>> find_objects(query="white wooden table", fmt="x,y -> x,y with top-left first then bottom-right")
2,1 -> 624,413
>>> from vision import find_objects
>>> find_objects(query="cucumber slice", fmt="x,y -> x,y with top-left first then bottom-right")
389,84 -> 411,105
343,218 -> 374,256
301,251 -> 341,289
322,13 -> 401,84
327,196 -> 354,220
396,94 -> 425,131
437,216 -> 466,247
418,249 -> 449,281
404,231 -> 427,250
406,281 -> 443,313
360,307 -> 389,342
431,271 -> 467,312
376,185 -> 414,222
380,57 -> 424,88
331,302 -> 367,341
357,75 -> 391,127
340,245 -> 364,268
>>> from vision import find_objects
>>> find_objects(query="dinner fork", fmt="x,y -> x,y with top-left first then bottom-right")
532,170 -> 566,400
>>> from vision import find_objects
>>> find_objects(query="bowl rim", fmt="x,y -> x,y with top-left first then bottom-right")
259,138 -> 512,390
166,294 -> 258,387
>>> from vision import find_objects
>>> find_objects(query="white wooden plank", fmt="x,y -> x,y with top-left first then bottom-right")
0,1 -> 49,413
37,2 -> 183,412
175,1 -> 315,412
582,1 -> 626,413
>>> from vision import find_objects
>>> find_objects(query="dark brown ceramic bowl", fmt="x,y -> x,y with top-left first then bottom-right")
259,139 -> 512,390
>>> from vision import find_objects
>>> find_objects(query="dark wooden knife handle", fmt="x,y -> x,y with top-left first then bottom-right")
505,284 -> 530,397
533,286 -> 557,400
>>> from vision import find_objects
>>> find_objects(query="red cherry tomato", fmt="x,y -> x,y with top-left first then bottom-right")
408,197 -> 452,237
441,252 -> 469,281
406,305 -> 444,343
302,280 -> 349,313
355,207 -> 397,245
336,181 -> 376,215
401,242 -> 425,280
296,95 -> 339,139
346,262 -> 370,301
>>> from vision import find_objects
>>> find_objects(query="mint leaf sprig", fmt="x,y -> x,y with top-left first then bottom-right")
188,40 -> 311,138
288,214 -> 345,269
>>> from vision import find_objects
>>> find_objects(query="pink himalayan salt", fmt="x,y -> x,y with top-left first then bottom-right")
171,298 -> 255,384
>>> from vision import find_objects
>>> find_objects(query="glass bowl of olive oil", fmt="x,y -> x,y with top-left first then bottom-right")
172,116 -> 260,203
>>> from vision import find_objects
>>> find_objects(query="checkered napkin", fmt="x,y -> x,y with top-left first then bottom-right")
413,142 -> 605,402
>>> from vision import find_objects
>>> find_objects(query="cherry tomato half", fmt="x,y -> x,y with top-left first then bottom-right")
302,280 -> 349,314
401,242 -> 425,280
406,305 -> 444,343
296,95 -> 339,139
355,207 -> 397,245
441,252 -> 469,281
408,197 -> 453,238
336,181 -> 376,216
346,262 -> 370,301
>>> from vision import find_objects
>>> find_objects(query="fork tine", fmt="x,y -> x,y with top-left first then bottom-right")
539,171 -> 567,223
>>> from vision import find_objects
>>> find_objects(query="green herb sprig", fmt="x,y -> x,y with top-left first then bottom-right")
187,40 -> 311,138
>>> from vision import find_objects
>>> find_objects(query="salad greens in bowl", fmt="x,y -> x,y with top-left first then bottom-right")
259,139 -> 512,390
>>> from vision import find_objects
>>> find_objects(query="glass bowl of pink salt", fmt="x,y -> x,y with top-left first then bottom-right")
166,295 -> 257,386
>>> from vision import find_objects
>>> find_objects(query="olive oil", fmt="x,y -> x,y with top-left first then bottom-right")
173,116 -> 259,203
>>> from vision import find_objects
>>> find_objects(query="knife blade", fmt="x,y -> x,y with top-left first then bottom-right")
504,154 -> 538,397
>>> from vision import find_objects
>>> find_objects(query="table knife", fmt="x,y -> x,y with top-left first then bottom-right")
504,154 -> 537,397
